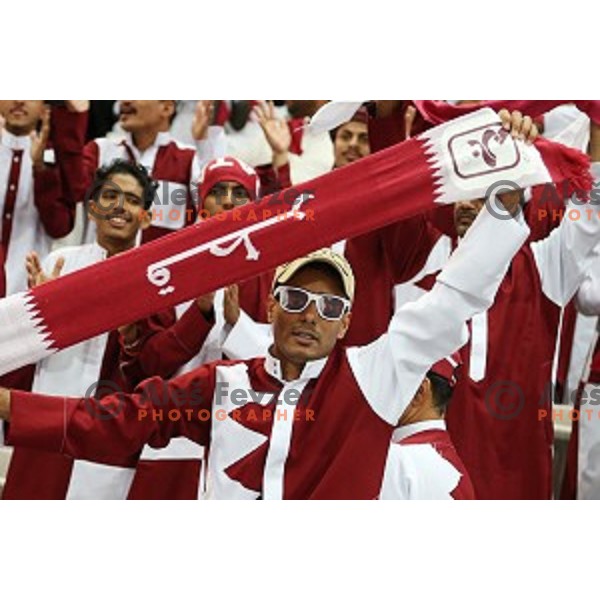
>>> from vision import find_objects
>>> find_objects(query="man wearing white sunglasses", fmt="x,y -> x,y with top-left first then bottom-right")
0,192 -> 528,499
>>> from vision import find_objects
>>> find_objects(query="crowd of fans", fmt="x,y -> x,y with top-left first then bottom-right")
0,99 -> 598,500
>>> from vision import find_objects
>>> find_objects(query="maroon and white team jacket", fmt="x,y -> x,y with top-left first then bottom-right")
379,421 -> 475,500
116,275 -> 274,500
6,205 -> 529,499
0,129 -> 75,296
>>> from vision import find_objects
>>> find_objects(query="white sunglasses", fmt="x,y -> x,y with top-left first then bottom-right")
274,285 -> 350,321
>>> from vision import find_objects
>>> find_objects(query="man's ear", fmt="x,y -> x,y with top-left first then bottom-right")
412,378 -> 431,408
162,101 -> 176,121
336,311 -> 352,340
88,202 -> 98,223
267,294 -> 276,324
138,208 -> 152,231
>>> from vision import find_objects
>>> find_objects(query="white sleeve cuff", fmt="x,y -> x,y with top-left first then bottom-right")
195,126 -> 227,165
437,201 -> 529,302
221,311 -> 273,361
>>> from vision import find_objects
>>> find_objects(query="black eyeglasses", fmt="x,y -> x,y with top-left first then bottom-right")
274,286 -> 350,321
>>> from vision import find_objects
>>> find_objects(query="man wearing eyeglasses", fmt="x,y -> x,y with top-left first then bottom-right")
0,191 -> 529,499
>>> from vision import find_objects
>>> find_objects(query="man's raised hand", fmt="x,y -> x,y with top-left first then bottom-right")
224,284 -> 240,326
64,101 -> 90,113
192,100 -> 215,141
253,101 -> 291,169
498,109 -> 539,145
26,251 -> 64,289
30,106 -> 51,169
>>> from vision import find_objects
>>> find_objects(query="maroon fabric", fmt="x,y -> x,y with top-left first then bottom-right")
126,460 -> 201,500
343,217 -> 440,346
144,143 -> 197,242
556,302 -> 578,392
1,149 -> 24,252
0,246 -> 4,297
368,101 -> 430,150
0,121 -> 584,382
200,156 -> 260,204
32,166 -> 75,238
121,271 -> 274,385
2,449 -> 74,500
255,162 -> 292,196
121,306 -> 208,384
27,135 -> 440,357
414,100 -> 600,126
2,328 -> 139,500
287,117 -> 305,156
445,246 -> 559,499
0,365 -> 34,392
7,347 -> 399,499
49,106 -> 89,208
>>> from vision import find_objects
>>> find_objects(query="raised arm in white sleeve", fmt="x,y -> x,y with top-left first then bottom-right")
346,202 -> 530,426
194,126 -> 227,167
221,310 -> 273,360
531,163 -> 600,307
190,126 -> 228,206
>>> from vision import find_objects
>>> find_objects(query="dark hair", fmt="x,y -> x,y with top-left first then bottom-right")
91,159 -> 158,210
169,101 -> 178,125
426,371 -> 454,416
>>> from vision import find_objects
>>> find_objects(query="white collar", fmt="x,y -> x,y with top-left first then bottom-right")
1,128 -> 32,151
123,130 -> 172,152
91,241 -> 109,259
264,349 -> 328,384
392,419 -> 446,443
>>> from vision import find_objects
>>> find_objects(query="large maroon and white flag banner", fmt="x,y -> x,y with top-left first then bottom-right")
307,100 -> 600,134
0,108 -> 592,376
413,100 -> 600,126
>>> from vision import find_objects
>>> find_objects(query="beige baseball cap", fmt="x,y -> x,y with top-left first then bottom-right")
273,248 -> 355,302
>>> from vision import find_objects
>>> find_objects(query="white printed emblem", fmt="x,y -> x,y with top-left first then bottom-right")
146,193 -> 313,296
